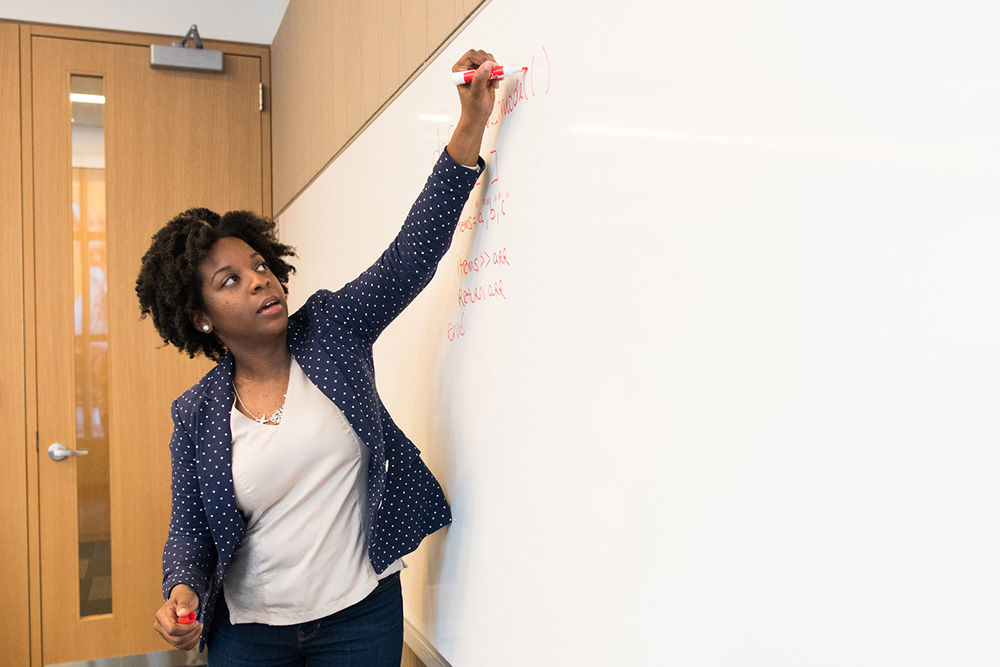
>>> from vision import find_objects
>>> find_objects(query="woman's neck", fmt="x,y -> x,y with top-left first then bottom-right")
230,334 -> 291,383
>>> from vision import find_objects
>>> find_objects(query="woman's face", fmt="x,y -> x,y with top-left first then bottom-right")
190,236 -> 289,350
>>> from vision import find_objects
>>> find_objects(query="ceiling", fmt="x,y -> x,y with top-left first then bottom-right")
0,0 -> 290,44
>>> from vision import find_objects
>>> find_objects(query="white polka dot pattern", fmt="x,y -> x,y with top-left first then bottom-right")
161,151 -> 483,649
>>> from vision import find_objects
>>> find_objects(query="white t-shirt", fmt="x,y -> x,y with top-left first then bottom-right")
224,357 -> 402,625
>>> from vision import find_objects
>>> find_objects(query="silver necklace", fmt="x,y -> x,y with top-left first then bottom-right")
233,362 -> 290,425
233,385 -> 286,424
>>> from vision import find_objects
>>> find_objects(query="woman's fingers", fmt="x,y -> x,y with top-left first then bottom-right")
455,49 -> 501,89
154,596 -> 203,650
453,48 -> 494,73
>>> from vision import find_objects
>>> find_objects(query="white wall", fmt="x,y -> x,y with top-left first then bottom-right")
0,0 -> 289,44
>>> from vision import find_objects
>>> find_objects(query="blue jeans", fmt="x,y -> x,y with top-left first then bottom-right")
207,573 -> 403,666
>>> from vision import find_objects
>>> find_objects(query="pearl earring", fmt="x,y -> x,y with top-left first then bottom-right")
202,324 -> 210,332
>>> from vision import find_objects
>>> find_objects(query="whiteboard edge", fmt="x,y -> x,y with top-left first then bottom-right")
274,0 -> 495,219
403,617 -> 453,667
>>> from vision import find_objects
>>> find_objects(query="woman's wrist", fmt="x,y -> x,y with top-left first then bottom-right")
446,117 -> 488,167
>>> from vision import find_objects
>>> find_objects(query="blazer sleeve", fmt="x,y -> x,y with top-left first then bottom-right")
318,150 -> 483,344
161,397 -> 216,605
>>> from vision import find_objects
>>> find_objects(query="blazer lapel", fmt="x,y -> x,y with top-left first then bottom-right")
194,353 -> 246,571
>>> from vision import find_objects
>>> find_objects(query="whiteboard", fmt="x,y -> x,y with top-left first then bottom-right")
278,0 -> 1000,664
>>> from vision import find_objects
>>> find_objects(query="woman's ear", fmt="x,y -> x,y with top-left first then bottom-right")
191,311 -> 211,334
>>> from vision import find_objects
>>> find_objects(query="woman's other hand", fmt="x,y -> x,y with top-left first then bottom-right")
447,49 -> 499,166
153,584 -> 202,651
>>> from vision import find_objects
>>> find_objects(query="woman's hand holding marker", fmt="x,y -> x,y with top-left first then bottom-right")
153,583 -> 202,651
447,49 -> 504,167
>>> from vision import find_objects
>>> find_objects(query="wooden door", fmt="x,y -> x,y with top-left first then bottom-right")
32,33 -> 268,664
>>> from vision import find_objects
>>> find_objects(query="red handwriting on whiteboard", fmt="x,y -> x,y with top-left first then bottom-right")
437,47 -> 551,342
457,247 -> 510,277
530,46 -> 552,98
485,45 -> 551,129
431,125 -> 456,165
474,148 -> 502,189
486,74 -> 529,128
447,313 -> 466,342
445,278 -> 507,342
457,279 -> 506,309
458,190 -> 510,234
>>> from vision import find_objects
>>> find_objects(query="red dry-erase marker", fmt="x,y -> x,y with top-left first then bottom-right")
452,65 -> 527,85
177,611 -> 197,625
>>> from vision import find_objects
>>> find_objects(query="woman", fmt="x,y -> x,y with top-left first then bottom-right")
140,50 -> 499,665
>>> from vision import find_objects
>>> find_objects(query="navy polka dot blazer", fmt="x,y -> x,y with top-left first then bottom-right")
161,152 -> 483,649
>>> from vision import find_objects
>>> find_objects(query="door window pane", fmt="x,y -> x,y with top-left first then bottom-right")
71,74 -> 112,618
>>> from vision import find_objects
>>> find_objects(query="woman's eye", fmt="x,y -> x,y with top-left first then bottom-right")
256,261 -> 269,272
222,275 -> 238,287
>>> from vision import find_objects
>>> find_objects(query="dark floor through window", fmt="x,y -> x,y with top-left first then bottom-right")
79,539 -> 112,616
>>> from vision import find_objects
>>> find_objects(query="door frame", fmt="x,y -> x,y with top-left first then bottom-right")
1,19 -> 32,667
16,22 -> 271,667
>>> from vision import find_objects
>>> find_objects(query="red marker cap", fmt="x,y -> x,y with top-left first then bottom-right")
177,611 -> 197,625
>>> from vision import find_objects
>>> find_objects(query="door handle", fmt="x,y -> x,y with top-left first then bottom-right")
48,443 -> 89,461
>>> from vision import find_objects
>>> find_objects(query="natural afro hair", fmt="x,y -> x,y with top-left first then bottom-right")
136,207 -> 297,362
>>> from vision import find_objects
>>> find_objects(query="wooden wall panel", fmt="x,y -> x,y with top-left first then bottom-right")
270,0 -> 488,213
0,20 -> 31,667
